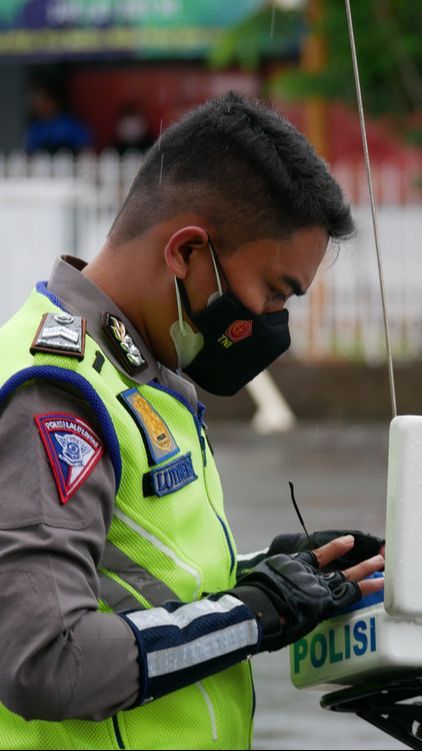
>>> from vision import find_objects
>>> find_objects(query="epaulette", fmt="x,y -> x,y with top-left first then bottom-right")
31,312 -> 86,360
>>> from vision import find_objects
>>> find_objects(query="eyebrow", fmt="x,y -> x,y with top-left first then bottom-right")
282,275 -> 306,297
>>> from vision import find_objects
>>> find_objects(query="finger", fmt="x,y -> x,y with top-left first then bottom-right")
380,543 -> 385,558
313,535 -> 355,569
359,575 -> 384,598
344,554 -> 384,582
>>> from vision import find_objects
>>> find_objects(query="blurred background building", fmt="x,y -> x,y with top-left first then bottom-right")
0,0 -> 421,420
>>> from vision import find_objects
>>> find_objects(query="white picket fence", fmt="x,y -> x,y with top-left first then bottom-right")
0,151 -> 421,364
292,203 -> 422,363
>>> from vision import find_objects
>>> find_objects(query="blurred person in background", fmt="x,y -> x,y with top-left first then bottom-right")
0,92 -> 384,750
25,82 -> 92,155
113,102 -> 154,154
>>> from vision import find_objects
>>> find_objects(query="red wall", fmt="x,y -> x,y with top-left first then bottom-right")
69,64 -> 260,152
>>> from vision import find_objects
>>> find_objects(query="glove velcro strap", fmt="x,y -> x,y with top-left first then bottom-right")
229,585 -> 284,649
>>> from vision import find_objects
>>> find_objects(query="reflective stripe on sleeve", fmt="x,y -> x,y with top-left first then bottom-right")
120,594 -> 261,704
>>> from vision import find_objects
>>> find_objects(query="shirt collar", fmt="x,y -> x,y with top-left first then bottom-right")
46,255 -> 161,385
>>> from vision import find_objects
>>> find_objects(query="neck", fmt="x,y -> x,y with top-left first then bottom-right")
83,235 -> 178,368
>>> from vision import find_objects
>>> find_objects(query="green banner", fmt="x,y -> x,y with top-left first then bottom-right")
0,0 -> 263,60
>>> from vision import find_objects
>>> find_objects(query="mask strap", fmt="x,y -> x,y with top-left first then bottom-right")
174,277 -> 188,335
208,238 -> 224,297
174,238 -> 223,331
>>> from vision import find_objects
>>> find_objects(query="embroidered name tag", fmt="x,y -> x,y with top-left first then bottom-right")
34,413 -> 104,505
119,388 -> 179,465
143,453 -> 197,498
31,313 -> 86,359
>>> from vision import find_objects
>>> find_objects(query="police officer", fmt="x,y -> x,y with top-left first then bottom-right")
0,93 -> 384,750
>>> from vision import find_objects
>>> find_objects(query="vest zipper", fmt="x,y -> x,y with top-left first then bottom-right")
247,660 -> 256,750
112,715 -> 125,749
215,513 -> 236,575
197,681 -> 218,742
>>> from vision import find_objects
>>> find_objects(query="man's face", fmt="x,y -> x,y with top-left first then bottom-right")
186,225 -> 329,318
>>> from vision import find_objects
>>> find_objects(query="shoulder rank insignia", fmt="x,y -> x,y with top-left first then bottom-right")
31,312 -> 86,360
103,313 -> 147,375
34,413 -> 104,505
143,453 -> 197,498
119,387 -> 179,465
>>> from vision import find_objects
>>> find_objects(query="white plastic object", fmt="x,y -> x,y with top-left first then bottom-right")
291,415 -> 422,690
247,370 -> 295,433
384,415 -> 422,617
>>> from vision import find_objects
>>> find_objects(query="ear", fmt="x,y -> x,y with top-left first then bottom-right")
164,226 -> 209,279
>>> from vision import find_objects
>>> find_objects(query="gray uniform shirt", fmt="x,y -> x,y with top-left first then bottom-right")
0,256 -> 199,721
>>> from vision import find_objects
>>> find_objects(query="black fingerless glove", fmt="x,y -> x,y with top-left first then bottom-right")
268,530 -> 384,571
231,551 -> 361,652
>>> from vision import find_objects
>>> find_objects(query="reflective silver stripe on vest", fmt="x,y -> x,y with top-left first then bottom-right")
100,540 -> 180,607
99,572 -> 144,612
114,507 -> 202,598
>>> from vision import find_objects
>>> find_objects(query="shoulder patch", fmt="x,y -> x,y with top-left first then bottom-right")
34,413 -> 104,505
31,312 -> 86,360
119,387 -> 179,465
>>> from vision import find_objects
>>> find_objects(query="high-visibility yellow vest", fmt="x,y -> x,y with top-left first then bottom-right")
0,289 -> 255,750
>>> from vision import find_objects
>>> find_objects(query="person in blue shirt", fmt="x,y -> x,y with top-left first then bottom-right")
25,84 -> 91,155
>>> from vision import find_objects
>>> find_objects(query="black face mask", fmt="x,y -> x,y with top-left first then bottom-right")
176,243 -> 291,396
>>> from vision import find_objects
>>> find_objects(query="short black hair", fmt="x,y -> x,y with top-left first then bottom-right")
108,91 -> 354,251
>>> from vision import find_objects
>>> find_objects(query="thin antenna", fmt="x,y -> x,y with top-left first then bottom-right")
270,2 -> 276,38
344,0 -> 397,418
158,118 -> 163,151
289,481 -> 312,548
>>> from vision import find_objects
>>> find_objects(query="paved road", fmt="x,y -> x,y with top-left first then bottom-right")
211,421 -> 407,750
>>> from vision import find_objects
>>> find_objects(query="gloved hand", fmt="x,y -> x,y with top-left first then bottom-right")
267,530 -> 384,571
231,550 -> 361,652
